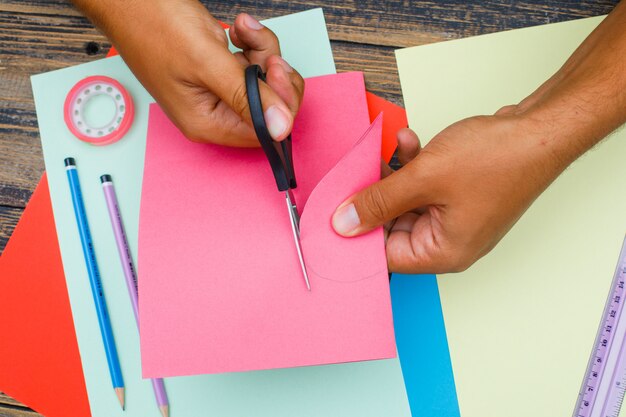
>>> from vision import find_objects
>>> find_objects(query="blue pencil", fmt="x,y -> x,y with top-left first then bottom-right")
65,157 -> 125,409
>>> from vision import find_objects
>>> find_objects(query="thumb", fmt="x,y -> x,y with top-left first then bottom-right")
219,69 -> 294,141
332,162 -> 431,237
256,81 -> 294,141
204,53 -> 294,142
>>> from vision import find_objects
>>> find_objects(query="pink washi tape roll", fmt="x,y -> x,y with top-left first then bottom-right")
64,75 -> 134,146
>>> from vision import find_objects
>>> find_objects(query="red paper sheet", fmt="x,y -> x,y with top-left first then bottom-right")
366,91 -> 406,162
0,174 -> 91,417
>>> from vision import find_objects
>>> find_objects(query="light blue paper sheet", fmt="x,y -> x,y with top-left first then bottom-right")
32,8 -> 410,417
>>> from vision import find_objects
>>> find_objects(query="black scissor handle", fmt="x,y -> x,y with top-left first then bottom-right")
245,64 -> 297,192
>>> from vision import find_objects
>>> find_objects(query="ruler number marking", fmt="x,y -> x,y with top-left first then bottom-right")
573,237 -> 626,417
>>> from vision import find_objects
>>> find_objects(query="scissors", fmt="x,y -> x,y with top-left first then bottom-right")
245,64 -> 311,291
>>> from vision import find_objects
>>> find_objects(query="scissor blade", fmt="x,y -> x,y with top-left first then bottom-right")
285,191 -> 311,291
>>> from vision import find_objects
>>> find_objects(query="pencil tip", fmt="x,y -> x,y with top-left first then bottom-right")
115,387 -> 125,409
160,405 -> 169,417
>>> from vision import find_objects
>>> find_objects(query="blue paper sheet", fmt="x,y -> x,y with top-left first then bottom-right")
391,274 -> 460,416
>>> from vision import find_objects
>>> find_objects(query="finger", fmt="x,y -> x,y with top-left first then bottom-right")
233,51 -> 249,67
183,100 -> 259,147
256,81 -> 294,141
230,13 -> 281,72
229,17 -> 301,140
386,214 -> 431,273
386,212 -> 452,274
201,49 -> 294,142
385,212 -> 423,272
267,55 -> 304,96
331,158 -> 433,237
228,20 -> 241,47
265,56 -> 305,118
381,160 -> 394,178
382,217 -> 397,241
390,212 -> 417,233
396,128 -> 421,166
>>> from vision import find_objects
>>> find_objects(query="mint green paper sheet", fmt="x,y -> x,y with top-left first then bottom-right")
32,9 -> 410,417
397,16 -> 626,417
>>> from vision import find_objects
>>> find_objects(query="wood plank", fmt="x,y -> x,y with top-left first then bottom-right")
0,2 -> 109,208
203,0 -> 619,47
0,410 -> 41,417
0,407 -> 41,417
0,1 -> 620,47
0,394 -> 41,417
0,124 -> 41,208
0,206 -> 22,254
333,42 -> 402,104
0,394 -> 24,408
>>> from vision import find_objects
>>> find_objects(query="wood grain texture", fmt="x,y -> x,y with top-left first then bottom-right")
0,408 -> 40,417
0,1 -> 104,208
0,0 -> 620,415
0,395 -> 23,409
0,206 -> 21,253
204,0 -> 620,46
0,409 -> 40,417
0,394 -> 39,417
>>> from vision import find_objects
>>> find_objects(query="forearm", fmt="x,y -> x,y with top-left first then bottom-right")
70,0 -> 142,44
70,0 -> 224,57
521,2 -> 626,170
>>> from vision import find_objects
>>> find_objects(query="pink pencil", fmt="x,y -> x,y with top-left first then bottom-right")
101,174 -> 169,417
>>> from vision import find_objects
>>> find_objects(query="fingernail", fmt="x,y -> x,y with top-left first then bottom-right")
243,14 -> 263,30
265,105 -> 290,140
332,203 -> 361,235
276,56 -> 293,73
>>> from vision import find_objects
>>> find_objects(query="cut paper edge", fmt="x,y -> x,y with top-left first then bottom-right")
300,114 -> 383,225
300,115 -> 386,283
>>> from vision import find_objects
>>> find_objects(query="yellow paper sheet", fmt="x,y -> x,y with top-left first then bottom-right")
397,16 -> 626,417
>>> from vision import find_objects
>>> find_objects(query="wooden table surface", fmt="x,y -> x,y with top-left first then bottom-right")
0,0 -> 620,415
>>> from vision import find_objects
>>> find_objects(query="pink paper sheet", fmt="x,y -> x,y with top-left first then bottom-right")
138,72 -> 396,377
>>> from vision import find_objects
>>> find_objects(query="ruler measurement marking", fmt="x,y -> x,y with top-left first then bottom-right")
574,238 -> 626,417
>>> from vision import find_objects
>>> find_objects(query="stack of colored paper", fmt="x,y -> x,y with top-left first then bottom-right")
6,7 -> 621,417
2,8 -> 434,417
